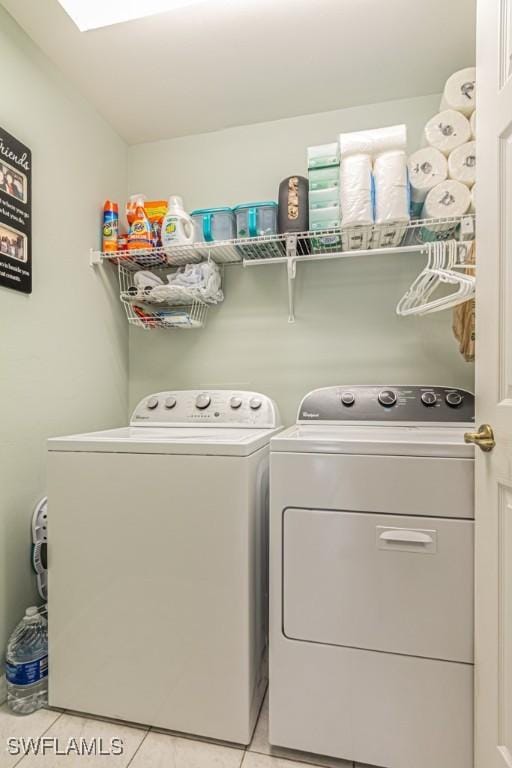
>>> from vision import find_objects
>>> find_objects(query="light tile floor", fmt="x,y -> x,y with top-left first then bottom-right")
0,694 -> 376,768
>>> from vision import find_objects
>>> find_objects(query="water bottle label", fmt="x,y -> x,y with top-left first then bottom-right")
6,655 -> 48,686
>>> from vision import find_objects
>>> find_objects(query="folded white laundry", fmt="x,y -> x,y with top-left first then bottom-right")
133,270 -> 164,290
166,261 -> 224,304
131,261 -> 224,305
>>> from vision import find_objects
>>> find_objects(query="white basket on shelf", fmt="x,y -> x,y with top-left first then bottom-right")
118,263 -> 210,330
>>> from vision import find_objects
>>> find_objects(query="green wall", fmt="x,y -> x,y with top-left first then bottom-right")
128,94 -> 475,425
0,6 -> 129,684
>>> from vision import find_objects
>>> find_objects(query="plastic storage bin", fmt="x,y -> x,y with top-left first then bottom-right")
234,202 -> 278,238
191,207 -> 236,243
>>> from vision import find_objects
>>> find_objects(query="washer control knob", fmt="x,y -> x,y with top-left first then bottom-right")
165,396 -> 177,409
249,397 -> 262,410
147,397 -> 159,410
230,396 -> 243,410
341,391 -> 355,407
378,389 -> 397,407
421,391 -> 437,407
195,394 -> 211,410
446,391 -> 464,408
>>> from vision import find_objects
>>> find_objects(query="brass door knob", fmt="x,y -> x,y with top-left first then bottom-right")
464,424 -> 496,452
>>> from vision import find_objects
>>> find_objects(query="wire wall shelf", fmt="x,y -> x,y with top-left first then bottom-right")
90,215 -> 475,269
91,214 -> 475,325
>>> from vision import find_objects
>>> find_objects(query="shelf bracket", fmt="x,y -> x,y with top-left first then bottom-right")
286,235 -> 298,323
90,248 -> 102,268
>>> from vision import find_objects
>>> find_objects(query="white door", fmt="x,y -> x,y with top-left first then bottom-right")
474,1 -> 512,765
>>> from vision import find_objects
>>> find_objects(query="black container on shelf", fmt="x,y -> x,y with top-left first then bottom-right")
278,176 -> 309,234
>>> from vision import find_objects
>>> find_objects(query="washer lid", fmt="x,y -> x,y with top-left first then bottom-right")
271,424 -> 474,458
48,426 -> 283,457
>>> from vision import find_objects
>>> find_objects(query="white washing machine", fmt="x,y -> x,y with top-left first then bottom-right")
269,385 -> 475,768
47,390 -> 281,744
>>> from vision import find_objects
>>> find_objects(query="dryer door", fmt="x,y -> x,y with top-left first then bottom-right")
283,508 -> 474,663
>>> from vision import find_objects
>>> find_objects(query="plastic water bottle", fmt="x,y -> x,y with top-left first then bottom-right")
5,607 -> 48,714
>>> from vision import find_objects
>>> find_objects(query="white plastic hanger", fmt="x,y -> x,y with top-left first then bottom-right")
396,240 -> 475,316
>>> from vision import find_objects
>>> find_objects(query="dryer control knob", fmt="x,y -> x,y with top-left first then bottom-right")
195,394 -> 211,410
165,396 -> 177,409
378,390 -> 397,407
230,397 -> 243,410
446,391 -> 464,408
249,397 -> 262,410
147,397 -> 159,410
341,392 -> 355,406
421,391 -> 437,407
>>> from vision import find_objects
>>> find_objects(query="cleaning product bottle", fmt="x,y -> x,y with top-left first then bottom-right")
102,200 -> 119,252
161,196 -> 195,246
128,196 -> 152,251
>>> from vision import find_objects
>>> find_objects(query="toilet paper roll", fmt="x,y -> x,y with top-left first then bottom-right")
339,124 -> 406,160
424,110 -> 471,157
470,184 -> 476,213
441,67 -> 476,117
470,110 -> 476,139
423,179 -> 471,222
407,147 -> 448,216
374,150 -> 410,224
340,154 -> 374,227
448,141 -> 476,187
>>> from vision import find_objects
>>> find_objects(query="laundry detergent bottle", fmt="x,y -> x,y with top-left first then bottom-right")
128,196 -> 152,250
161,196 -> 195,246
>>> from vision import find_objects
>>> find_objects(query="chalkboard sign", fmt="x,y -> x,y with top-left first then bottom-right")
0,127 -> 31,293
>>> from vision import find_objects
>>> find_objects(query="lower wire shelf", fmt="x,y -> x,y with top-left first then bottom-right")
124,298 -> 208,330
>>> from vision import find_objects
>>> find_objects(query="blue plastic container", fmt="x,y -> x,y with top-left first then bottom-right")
191,207 -> 236,243
233,202 -> 278,238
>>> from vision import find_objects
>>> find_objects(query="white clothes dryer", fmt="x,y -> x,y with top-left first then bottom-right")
47,390 -> 281,744
269,385 -> 474,768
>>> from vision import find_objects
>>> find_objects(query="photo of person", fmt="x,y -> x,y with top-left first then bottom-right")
0,223 -> 27,262
0,160 -> 27,203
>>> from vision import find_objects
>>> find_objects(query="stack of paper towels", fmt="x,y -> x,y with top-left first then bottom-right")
338,124 -> 409,248
409,67 -> 476,221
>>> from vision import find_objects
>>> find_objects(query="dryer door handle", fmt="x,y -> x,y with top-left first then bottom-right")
379,529 -> 433,545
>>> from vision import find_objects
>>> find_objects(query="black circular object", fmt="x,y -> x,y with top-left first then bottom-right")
446,391 -> 464,408
378,390 -> 397,407
421,391 -> 437,407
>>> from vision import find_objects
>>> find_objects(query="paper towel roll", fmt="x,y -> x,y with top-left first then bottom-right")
470,184 -> 476,213
470,110 -> 476,139
374,150 -> 410,224
424,110 -> 471,157
340,154 -> 374,227
441,67 -> 476,117
339,124 -> 406,160
407,147 -> 448,216
423,180 -> 471,219
421,180 -> 471,240
448,141 -> 476,188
